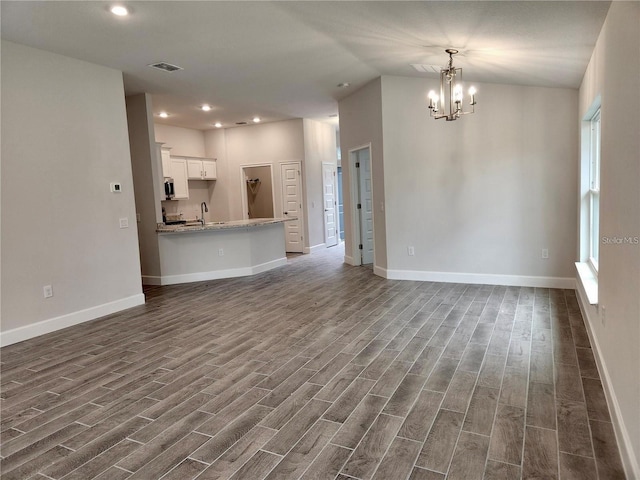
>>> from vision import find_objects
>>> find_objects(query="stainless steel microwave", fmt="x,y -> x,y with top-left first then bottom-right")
164,178 -> 175,200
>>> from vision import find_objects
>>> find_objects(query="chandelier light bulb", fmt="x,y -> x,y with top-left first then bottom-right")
454,85 -> 463,103
468,86 -> 477,96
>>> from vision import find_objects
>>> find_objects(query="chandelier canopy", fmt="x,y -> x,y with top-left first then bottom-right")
428,49 -> 477,121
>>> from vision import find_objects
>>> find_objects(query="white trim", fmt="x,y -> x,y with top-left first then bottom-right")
303,243 -> 326,254
153,257 -> 287,286
382,269 -> 575,289
575,283 -> 640,479
344,255 -> 356,266
373,265 -> 387,278
575,262 -> 598,305
0,294 -> 146,347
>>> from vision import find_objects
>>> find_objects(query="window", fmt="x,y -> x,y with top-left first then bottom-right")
588,109 -> 601,273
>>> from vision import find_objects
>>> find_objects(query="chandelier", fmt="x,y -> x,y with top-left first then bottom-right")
428,49 -> 477,121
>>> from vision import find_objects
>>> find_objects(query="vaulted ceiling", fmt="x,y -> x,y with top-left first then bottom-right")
1,1 -> 610,130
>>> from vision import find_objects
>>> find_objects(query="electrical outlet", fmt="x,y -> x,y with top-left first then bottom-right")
218,248 -> 224,257
407,246 -> 415,256
601,305 -> 606,326
119,218 -> 129,228
541,248 -> 549,259
43,285 -> 53,298
110,182 -> 122,193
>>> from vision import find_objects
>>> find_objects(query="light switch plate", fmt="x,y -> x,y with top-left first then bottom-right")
119,218 -> 129,228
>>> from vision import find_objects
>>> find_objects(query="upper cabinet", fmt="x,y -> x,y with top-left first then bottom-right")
187,158 -> 217,180
161,147 -> 172,178
170,158 -> 189,199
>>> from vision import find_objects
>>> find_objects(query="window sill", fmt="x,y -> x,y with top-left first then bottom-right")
575,262 -> 598,305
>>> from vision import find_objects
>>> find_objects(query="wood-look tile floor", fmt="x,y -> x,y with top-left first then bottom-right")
1,245 -> 626,479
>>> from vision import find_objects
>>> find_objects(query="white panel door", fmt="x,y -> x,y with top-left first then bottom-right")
280,162 -> 303,253
322,162 -> 338,247
358,150 -> 374,264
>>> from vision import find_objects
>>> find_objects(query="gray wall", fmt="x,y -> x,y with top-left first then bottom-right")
577,2 -> 640,474
1,41 -> 143,342
380,76 -> 578,280
338,78 -> 387,268
127,94 -> 161,278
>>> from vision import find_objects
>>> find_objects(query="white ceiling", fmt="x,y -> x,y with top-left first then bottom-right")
1,1 -> 610,131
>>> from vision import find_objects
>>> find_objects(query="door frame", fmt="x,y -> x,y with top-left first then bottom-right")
280,160 -> 305,253
349,144 -> 374,266
240,163 -> 275,220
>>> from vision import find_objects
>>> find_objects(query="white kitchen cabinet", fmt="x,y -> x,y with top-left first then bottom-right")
202,160 -> 217,179
161,147 -> 172,178
170,158 -> 189,199
186,158 -> 217,180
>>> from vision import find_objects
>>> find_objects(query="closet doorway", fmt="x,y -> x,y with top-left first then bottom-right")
241,164 -> 275,219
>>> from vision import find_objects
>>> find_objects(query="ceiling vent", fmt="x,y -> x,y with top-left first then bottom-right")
148,62 -> 183,72
410,64 -> 441,74
235,122 -> 248,125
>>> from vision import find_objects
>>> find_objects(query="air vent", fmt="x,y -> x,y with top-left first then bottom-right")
148,62 -> 183,72
235,121 -> 248,125
410,64 -> 441,73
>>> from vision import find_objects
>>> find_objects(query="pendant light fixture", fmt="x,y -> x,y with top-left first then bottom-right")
428,49 -> 477,121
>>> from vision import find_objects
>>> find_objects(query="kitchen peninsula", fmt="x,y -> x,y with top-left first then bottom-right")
148,218 -> 291,285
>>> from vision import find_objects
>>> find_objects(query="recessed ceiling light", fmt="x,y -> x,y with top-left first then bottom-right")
159,112 -> 168,118
214,122 -> 222,128
201,104 -> 212,112
252,117 -> 261,123
337,82 -> 350,88
110,5 -> 129,16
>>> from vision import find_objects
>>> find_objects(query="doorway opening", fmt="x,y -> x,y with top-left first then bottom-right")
350,145 -> 374,265
241,164 -> 275,219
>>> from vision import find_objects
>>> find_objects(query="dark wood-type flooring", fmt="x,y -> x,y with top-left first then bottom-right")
1,245 -> 626,479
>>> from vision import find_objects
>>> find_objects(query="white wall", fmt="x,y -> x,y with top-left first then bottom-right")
577,2 -> 640,476
303,119 -> 338,249
380,76 -> 578,285
1,41 -> 144,345
204,129 -> 231,221
338,78 -> 387,268
155,123 -> 206,157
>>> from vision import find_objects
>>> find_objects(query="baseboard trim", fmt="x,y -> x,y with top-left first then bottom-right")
303,243 -> 326,254
576,281 -> 639,479
344,255 -> 356,266
155,257 -> 287,286
373,265 -> 387,278
382,269 -> 575,289
142,275 -> 162,286
0,294 -> 146,347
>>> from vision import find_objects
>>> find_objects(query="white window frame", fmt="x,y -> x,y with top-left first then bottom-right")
587,109 -> 601,275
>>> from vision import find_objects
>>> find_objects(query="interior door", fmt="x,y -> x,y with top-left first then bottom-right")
322,162 -> 338,247
280,162 -> 303,253
357,149 -> 374,264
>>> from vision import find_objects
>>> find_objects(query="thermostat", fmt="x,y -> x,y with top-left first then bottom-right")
110,182 -> 122,193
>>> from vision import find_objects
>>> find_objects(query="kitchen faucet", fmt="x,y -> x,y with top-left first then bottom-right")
200,202 -> 208,226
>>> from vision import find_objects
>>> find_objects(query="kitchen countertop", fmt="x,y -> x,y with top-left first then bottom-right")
156,217 -> 294,234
